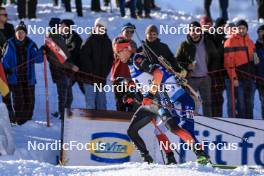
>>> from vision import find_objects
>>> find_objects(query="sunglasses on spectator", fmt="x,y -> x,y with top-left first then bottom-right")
0,14 -> 8,17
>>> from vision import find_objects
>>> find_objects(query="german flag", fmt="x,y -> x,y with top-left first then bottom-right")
0,63 -> 9,97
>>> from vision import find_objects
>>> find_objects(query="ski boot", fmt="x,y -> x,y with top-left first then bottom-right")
141,152 -> 154,164
166,152 -> 177,165
196,154 -> 211,165
193,145 -> 211,165
195,150 -> 211,165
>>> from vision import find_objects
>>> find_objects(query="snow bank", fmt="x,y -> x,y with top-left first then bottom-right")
0,0 -> 263,175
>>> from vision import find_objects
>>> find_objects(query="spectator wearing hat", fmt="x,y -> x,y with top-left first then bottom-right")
46,17 -> 67,119
2,21 -> 43,124
176,21 -> 220,117
138,24 -> 182,72
79,18 -> 113,110
204,0 -> 228,21
17,0 -> 37,19
119,0 -> 137,18
255,24 -> 264,119
111,23 -> 137,112
61,19 -> 82,105
224,19 -> 256,119
44,18 -> 73,119
49,19 -> 81,119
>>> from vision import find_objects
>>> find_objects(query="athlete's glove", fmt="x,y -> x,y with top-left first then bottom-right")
179,69 -> 187,78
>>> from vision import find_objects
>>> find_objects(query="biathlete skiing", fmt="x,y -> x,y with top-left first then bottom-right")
112,36 -> 211,165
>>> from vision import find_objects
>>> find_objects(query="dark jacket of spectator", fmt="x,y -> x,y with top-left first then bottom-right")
255,40 -> 264,78
64,31 -> 83,68
0,22 -> 15,40
46,33 -> 71,83
138,38 -> 182,71
176,34 -> 220,73
79,33 -> 113,84
0,31 -> 5,57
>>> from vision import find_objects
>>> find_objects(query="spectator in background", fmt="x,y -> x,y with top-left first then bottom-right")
45,18 -> 68,119
137,0 -> 151,18
210,17 -> 227,117
64,0 -> 83,17
200,16 -> 214,41
0,6 -> 15,122
204,0 -> 228,21
111,23 -> 137,112
257,0 -> 264,20
2,21 -> 43,125
119,0 -> 137,18
0,7 -> 15,40
59,19 -> 81,118
255,24 -> 264,120
17,0 -> 37,19
45,18 -> 79,119
224,22 -> 236,117
79,18 -> 113,110
61,20 -> 83,96
176,21 -> 220,117
224,20 -> 256,119
138,25 -> 183,73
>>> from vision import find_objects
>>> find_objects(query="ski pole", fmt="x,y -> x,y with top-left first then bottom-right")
192,119 -> 247,141
158,101 -> 264,133
201,116 -> 264,132
149,101 -> 248,141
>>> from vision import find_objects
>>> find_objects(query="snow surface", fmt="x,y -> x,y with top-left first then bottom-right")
0,161 -> 263,176
0,0 -> 263,175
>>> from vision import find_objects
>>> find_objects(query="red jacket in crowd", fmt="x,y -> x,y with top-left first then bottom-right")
224,34 -> 255,80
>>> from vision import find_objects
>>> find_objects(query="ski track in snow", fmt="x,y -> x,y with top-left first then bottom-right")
0,0 -> 263,175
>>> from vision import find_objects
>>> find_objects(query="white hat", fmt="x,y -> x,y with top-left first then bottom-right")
94,18 -> 108,29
